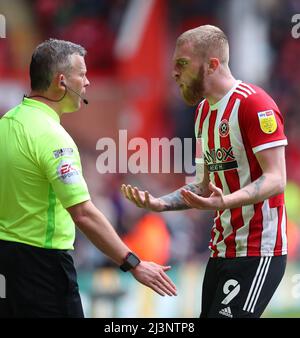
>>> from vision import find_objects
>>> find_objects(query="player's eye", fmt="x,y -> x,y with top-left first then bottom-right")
178,60 -> 188,67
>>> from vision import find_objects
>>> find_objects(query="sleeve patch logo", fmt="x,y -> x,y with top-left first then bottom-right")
53,148 -> 74,159
257,110 -> 277,134
57,160 -> 80,184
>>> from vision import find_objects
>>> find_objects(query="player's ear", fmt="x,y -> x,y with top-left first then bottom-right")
208,58 -> 220,74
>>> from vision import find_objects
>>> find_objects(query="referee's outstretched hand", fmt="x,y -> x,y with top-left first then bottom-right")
130,261 -> 177,296
121,184 -> 165,212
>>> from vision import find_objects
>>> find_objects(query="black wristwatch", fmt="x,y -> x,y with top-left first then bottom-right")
120,252 -> 141,272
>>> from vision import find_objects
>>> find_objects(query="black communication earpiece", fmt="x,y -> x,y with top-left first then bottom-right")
24,80 -> 87,104
60,81 -> 88,104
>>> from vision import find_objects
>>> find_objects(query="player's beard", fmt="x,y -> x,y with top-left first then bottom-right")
181,65 -> 205,106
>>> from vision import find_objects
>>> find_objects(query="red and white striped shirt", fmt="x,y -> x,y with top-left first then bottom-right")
195,80 -> 288,258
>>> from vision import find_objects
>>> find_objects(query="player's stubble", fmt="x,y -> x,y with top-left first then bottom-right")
181,64 -> 205,106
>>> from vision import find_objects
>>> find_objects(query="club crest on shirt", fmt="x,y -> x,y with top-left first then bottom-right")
57,159 -> 80,184
219,119 -> 230,137
257,110 -> 277,134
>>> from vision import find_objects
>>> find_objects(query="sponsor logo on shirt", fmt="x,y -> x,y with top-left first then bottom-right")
57,160 -> 80,184
204,147 -> 238,172
53,148 -> 74,159
257,110 -> 277,134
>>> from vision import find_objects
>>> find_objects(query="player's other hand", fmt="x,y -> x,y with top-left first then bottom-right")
131,261 -> 177,296
121,184 -> 165,212
181,181 -> 226,210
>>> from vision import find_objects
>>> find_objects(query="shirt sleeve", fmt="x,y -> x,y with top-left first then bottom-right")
239,91 -> 288,154
35,128 -> 90,208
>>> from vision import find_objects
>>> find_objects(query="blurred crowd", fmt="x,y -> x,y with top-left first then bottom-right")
1,0 -> 300,272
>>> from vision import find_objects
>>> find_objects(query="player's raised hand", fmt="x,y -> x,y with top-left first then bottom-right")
121,184 -> 165,212
130,261 -> 177,297
181,181 -> 226,210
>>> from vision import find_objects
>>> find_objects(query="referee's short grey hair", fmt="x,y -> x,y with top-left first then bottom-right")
176,25 -> 229,65
30,39 -> 87,91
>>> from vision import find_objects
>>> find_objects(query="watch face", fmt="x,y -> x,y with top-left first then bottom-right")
120,253 -> 141,271
127,253 -> 140,267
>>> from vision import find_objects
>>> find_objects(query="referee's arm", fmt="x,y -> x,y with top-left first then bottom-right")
67,200 -> 177,296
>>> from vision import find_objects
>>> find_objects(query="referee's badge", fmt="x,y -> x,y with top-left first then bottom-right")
57,159 -> 80,184
257,110 -> 277,134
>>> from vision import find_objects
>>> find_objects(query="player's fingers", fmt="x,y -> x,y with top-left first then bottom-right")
126,185 -> 139,205
209,182 -> 222,195
182,190 -> 206,209
121,184 -> 129,199
180,190 -> 193,206
133,187 -> 145,208
144,191 -> 152,209
184,190 -> 199,199
181,195 -> 192,207
183,190 -> 204,205
123,185 -> 134,201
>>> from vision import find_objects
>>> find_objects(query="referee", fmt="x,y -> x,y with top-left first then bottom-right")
0,39 -> 177,318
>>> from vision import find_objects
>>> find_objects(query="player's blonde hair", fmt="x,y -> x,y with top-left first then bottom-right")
177,25 -> 229,65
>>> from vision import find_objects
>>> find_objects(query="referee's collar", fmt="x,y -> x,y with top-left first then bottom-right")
22,97 -> 60,123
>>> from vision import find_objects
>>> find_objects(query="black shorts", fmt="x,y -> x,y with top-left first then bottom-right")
0,239 -> 84,318
200,255 -> 286,318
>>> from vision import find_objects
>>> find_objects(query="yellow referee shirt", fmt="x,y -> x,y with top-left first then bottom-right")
0,98 -> 90,249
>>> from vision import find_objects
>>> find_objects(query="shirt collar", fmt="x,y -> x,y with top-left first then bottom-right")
22,97 -> 60,123
209,80 -> 242,110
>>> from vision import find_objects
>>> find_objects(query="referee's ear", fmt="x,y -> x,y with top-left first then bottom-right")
55,74 -> 66,90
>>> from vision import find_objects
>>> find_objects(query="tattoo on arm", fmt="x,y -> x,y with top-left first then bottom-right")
160,183 -> 206,211
243,175 -> 266,199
